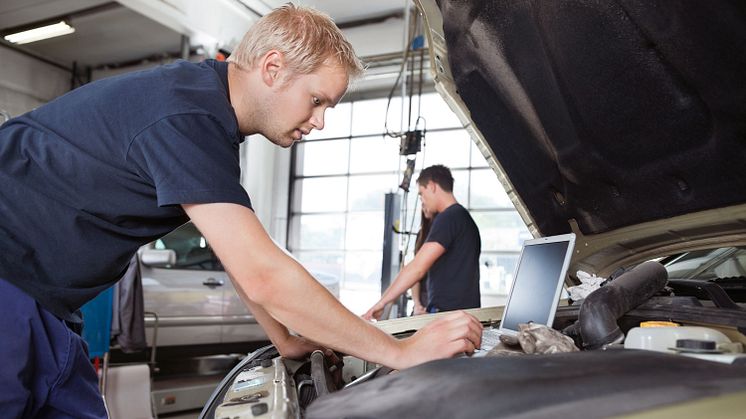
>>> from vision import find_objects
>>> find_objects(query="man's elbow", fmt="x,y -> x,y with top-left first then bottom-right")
233,267 -> 283,308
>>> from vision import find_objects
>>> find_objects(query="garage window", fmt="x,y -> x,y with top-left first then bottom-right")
289,93 -> 531,313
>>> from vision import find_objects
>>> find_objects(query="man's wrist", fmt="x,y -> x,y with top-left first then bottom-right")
273,332 -> 296,355
379,336 -> 406,369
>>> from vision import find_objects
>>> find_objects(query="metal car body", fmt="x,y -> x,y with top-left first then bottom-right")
200,1 -> 746,417
139,222 -> 340,349
125,223 -> 340,414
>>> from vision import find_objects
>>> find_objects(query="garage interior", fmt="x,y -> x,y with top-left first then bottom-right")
1,1 -> 515,417
3,1 -> 746,418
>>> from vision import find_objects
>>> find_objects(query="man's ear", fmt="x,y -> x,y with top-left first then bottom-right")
260,50 -> 284,87
428,181 -> 438,193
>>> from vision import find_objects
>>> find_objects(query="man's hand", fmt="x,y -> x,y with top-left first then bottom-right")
413,303 -> 427,316
276,334 -> 324,360
278,335 -> 340,363
391,311 -> 483,369
183,203 -> 477,372
362,302 -> 385,321
363,242 -> 444,322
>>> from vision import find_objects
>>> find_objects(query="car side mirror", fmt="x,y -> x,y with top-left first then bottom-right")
140,248 -> 176,267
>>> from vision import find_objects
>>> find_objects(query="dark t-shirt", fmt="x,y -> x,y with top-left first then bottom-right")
425,203 -> 481,311
0,60 -> 251,322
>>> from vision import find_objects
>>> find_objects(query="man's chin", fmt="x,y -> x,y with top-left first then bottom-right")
286,136 -> 302,147
267,135 -> 297,148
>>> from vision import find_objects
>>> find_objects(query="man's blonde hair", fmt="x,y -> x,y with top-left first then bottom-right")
228,3 -> 364,80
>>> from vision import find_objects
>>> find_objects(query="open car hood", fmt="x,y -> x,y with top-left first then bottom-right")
415,0 -> 746,278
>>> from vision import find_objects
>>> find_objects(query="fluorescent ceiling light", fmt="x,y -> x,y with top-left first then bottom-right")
4,21 -> 75,45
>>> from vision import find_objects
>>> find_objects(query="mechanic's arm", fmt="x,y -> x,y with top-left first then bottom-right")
410,281 -> 427,315
362,242 -> 445,320
236,292 -> 321,359
183,203 -> 482,369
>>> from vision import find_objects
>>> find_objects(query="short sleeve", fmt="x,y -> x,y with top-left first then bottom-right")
127,113 -> 252,209
425,208 -> 459,250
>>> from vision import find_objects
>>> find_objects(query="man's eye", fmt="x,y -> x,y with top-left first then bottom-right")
312,97 -> 321,105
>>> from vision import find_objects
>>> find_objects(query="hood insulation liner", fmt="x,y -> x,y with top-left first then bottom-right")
437,0 -> 746,236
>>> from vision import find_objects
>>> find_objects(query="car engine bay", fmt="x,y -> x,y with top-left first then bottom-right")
201,262 -> 746,419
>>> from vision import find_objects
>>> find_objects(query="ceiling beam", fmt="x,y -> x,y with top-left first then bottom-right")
116,0 -> 259,57
0,38 -> 71,71
337,11 -> 405,30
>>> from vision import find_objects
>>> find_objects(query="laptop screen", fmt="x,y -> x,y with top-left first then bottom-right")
500,237 -> 573,332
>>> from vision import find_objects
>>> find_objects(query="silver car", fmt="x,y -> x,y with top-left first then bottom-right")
139,222 -> 340,349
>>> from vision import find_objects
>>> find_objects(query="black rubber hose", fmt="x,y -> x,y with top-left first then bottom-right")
579,261 -> 668,349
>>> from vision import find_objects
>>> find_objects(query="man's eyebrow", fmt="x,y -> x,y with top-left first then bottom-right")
318,93 -> 337,108
318,88 -> 348,108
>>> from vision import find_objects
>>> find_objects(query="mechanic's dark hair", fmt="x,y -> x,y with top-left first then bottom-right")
417,164 -> 454,192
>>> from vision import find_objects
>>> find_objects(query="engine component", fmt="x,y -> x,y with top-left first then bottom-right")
310,350 -> 337,397
578,261 -> 668,349
624,326 -> 730,353
212,357 -> 299,419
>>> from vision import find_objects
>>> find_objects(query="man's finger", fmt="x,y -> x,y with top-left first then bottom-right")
324,348 -> 342,366
436,312 -> 482,348
444,322 -> 481,348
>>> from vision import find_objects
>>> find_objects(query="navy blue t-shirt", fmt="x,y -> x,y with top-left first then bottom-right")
0,60 -> 251,322
425,203 -> 481,311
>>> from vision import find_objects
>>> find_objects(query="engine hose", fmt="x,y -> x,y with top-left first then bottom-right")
310,350 -> 336,397
579,261 -> 668,349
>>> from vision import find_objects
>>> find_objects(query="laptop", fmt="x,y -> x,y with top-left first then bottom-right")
476,233 -> 576,355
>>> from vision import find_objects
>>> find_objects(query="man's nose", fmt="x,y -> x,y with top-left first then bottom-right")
310,108 -> 325,131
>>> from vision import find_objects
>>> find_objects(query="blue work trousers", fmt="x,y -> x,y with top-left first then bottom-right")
0,278 -> 107,418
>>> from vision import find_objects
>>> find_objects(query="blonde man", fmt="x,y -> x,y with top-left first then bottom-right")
0,4 -> 481,416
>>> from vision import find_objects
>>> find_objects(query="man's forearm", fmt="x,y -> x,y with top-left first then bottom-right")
186,203 -> 402,367
239,257 -> 403,366
376,242 -> 443,310
231,282 -> 292,351
411,281 -> 424,307
378,264 -> 424,308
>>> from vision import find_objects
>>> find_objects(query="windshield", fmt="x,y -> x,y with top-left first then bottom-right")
664,247 -> 736,279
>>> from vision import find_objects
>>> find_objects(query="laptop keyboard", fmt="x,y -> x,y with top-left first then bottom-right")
472,327 -> 503,357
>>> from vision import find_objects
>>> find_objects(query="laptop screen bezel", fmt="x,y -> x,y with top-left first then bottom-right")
497,233 -> 576,336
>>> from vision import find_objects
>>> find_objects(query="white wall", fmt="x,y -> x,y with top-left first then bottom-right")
118,0 -> 260,58
0,46 -> 70,118
240,135 -> 292,247
343,16 -> 405,58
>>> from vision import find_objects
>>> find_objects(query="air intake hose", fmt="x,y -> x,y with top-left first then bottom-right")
579,261 -> 668,349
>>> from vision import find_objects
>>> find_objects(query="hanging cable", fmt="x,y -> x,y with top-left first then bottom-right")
383,38 -> 415,139
384,5 -> 426,139
415,47 -> 426,131
393,7 -> 431,263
